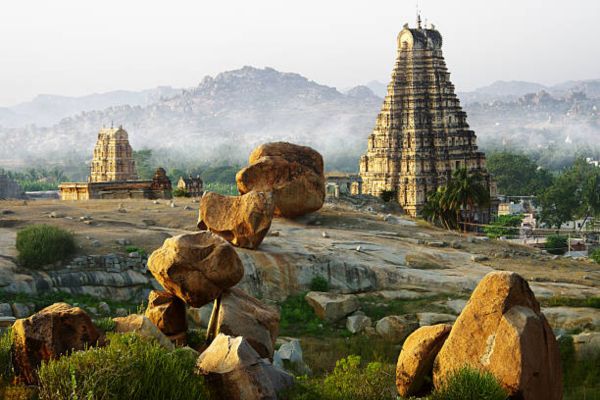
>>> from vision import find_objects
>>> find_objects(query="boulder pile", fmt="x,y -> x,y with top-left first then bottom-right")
197,142 -> 325,250
394,271 -> 563,400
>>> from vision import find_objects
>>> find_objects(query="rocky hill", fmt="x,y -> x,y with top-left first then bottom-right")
1,68 -> 599,170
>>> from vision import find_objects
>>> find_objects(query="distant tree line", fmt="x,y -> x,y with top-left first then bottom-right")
0,167 -> 70,191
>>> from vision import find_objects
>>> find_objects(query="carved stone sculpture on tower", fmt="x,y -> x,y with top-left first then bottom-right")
359,22 -> 496,219
90,125 -> 138,183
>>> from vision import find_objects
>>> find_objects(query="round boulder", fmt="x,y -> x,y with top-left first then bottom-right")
12,303 -> 104,384
198,191 -> 274,249
145,290 -> 187,336
433,271 -> 563,400
147,232 -> 244,308
236,142 -> 325,218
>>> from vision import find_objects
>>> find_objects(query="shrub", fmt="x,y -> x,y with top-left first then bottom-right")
484,214 -> 523,239
309,276 -> 329,292
172,188 -> 190,197
429,366 -> 508,400
125,246 -> 147,256
16,225 -> 76,268
379,190 -> 397,203
0,328 -> 13,380
590,247 -> 600,264
281,355 -> 396,400
37,333 -> 208,400
279,294 -> 334,337
545,234 -> 568,255
93,318 -> 116,333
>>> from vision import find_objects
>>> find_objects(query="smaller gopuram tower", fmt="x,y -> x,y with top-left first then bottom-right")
359,17 -> 496,220
90,125 -> 138,182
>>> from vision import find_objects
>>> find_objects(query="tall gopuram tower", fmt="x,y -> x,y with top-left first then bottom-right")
359,18 -> 496,220
90,125 -> 138,182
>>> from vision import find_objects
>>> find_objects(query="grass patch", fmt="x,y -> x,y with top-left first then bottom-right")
0,328 -> 13,381
16,224 -> 76,268
0,290 -> 140,316
543,296 -> 600,309
125,246 -> 147,257
94,317 -> 116,333
309,276 -> 329,292
279,294 -> 340,337
428,366 -> 508,400
358,295 -> 450,321
37,332 -> 209,400
560,335 -> 600,399
280,355 -> 396,400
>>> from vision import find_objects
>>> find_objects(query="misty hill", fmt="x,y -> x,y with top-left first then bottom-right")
1,67 -> 599,173
0,86 -> 181,128
0,67 -> 381,170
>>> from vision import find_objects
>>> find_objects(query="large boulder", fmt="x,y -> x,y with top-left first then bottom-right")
198,191 -> 274,249
236,142 -> 325,218
375,315 -> 419,343
113,314 -> 174,350
147,232 -> 244,307
433,271 -> 562,400
396,324 -> 452,397
144,290 -> 187,336
215,288 -> 280,359
273,339 -> 311,375
196,334 -> 294,400
305,292 -> 359,322
12,303 -> 104,384
346,312 -> 372,334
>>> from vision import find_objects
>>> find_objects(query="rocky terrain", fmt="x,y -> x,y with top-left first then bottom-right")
1,196 -> 599,335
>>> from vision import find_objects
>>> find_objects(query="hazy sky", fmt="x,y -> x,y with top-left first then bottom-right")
1,0 -> 599,106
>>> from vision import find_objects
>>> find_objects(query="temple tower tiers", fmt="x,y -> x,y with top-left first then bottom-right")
359,21 -> 494,217
90,126 -> 138,182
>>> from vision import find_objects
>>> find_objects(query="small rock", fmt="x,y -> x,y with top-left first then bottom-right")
471,254 -> 489,262
375,315 -> 419,343
321,231 -> 329,238
0,303 -> 14,317
184,205 -> 192,210
305,292 -> 359,322
153,200 -> 160,205
90,240 -> 101,248
274,338 -> 311,375
128,252 -> 140,258
356,245 -> 362,252
346,313 -> 372,334
49,211 -> 64,218
12,303 -> 31,318
269,231 -> 280,237
115,308 -> 128,317
416,312 -> 456,327
187,303 -> 214,329
98,302 -> 111,315
116,238 -> 131,246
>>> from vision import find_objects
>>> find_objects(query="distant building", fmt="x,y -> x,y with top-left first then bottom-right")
177,175 -> 203,198
59,126 -> 171,200
325,172 -> 361,198
90,126 -> 138,182
358,18 -> 497,222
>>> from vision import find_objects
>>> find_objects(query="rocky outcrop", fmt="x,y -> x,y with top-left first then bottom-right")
416,312 -> 456,327
147,232 -> 244,307
12,303 -> 104,384
375,315 -> 419,343
273,339 -> 310,375
214,288 -> 280,359
113,314 -> 174,350
396,324 -> 451,397
196,334 -> 294,400
305,292 -> 359,322
198,191 -> 274,249
542,306 -> 600,332
433,271 -> 563,400
145,290 -> 187,336
236,142 -> 325,218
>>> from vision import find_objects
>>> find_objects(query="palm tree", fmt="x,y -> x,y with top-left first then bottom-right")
446,168 -> 491,232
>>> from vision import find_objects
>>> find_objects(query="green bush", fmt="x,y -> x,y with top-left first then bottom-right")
281,355 -> 396,400
37,333 -> 208,400
172,187 -> 190,197
279,294 -> 335,337
0,328 -> 13,380
309,276 -> 329,292
590,247 -> 600,264
429,366 -> 508,400
16,224 -> 76,268
545,234 -> 568,255
484,214 -> 523,239
125,246 -> 147,256
93,318 -> 116,333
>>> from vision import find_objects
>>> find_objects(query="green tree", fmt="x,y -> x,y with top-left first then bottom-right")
484,214 -> 523,239
486,151 -> 554,196
133,149 -> 154,180
446,168 -> 491,232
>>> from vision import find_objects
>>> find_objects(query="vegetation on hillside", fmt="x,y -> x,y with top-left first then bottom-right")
16,225 -> 76,268
0,167 -> 71,191
486,151 -> 554,196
